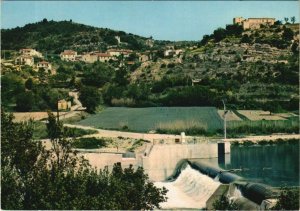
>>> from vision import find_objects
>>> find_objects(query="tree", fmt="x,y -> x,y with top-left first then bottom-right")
79,86 -> 102,113
16,91 -> 35,111
1,111 -> 168,209
284,17 -> 289,24
282,27 -> 294,40
25,78 -> 34,90
213,28 -> 227,42
290,16 -> 296,24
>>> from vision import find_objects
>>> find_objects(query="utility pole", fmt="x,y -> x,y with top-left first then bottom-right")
222,99 -> 227,141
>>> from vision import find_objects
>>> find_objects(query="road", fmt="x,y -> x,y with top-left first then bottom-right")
63,123 -> 300,142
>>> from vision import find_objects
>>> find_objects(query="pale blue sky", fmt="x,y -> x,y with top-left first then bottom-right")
1,1 -> 299,41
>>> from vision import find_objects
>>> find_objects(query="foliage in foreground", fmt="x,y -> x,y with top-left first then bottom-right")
1,111 -> 167,210
271,188 -> 300,210
212,194 -> 239,210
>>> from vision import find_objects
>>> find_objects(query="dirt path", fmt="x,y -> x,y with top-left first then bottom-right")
63,123 -> 300,142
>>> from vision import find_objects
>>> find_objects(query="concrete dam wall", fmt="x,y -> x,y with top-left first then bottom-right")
142,142 -> 230,181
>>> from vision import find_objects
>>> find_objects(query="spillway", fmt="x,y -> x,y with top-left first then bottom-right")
155,165 -> 220,209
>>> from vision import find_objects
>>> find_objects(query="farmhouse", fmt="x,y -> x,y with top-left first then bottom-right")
97,53 -> 113,62
57,99 -> 71,110
106,49 -> 132,57
15,55 -> 34,66
19,48 -> 43,58
37,61 -> 52,71
233,17 -> 275,30
60,50 -> 78,61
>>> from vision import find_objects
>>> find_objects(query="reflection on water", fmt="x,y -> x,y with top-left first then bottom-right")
228,142 -> 299,187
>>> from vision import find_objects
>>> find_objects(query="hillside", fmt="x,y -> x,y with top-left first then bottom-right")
1,19 -> 177,53
1,20 -> 299,114
131,24 -> 299,111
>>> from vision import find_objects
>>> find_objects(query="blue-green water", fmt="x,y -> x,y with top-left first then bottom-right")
226,142 -> 299,187
199,141 -> 299,187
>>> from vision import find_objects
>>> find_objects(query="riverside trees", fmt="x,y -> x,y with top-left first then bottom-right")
1,111 -> 167,209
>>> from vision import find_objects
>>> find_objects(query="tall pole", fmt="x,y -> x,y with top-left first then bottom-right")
222,100 -> 227,141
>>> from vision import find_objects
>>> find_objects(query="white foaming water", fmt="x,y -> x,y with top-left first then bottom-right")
228,186 -> 243,203
155,165 -> 220,209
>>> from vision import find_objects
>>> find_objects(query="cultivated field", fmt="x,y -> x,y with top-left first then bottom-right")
236,110 -> 297,121
77,107 -> 223,133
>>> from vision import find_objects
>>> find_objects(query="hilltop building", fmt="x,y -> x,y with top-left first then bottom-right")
60,50 -> 78,61
233,17 -> 275,30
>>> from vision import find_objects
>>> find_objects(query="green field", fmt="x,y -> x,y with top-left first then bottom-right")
78,107 -> 223,133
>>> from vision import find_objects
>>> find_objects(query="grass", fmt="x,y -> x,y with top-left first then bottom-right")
156,120 -> 208,135
77,107 -> 223,133
226,117 -> 299,135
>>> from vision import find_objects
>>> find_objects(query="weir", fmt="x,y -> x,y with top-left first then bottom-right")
159,159 -> 280,209
141,141 -> 230,181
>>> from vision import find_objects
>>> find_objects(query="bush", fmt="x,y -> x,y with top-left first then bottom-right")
71,137 -> 107,149
271,188 -> 300,210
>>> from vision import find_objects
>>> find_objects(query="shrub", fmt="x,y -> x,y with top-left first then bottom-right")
71,137 -> 107,149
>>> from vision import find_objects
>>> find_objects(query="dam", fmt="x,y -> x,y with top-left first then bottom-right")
81,138 -> 299,209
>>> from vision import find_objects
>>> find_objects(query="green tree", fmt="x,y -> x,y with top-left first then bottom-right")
25,78 -> 34,90
213,28 -> 227,42
16,92 -> 35,111
1,111 -> 168,209
282,27 -> 294,40
79,86 -> 102,113
291,16 -> 296,24
284,17 -> 289,24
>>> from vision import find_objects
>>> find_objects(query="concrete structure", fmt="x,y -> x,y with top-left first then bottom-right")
19,48 -> 43,58
15,55 -> 34,66
233,17 -> 275,30
60,50 -> 77,61
143,142 -> 230,181
37,61 -> 52,72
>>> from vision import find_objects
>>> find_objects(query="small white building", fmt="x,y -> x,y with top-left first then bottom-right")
60,50 -> 78,61
15,55 -> 34,66
37,61 -> 52,72
19,48 -> 43,58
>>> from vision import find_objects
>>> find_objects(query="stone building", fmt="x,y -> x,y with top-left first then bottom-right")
15,55 -> 34,66
60,50 -> 78,61
19,48 -> 43,58
233,17 -> 275,30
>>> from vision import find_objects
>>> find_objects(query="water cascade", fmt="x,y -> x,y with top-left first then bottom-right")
155,165 -> 220,209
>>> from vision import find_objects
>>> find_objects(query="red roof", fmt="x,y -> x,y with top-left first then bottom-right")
61,50 -> 77,55
97,53 -> 111,57
39,61 -> 49,65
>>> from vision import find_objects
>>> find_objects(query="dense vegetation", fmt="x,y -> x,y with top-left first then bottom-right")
1,19 -> 153,53
1,20 -> 299,114
1,111 -> 167,209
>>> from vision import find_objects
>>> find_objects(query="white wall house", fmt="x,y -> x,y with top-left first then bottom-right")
60,50 -> 78,61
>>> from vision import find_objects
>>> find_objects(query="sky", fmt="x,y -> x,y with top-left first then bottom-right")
1,1 -> 299,41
